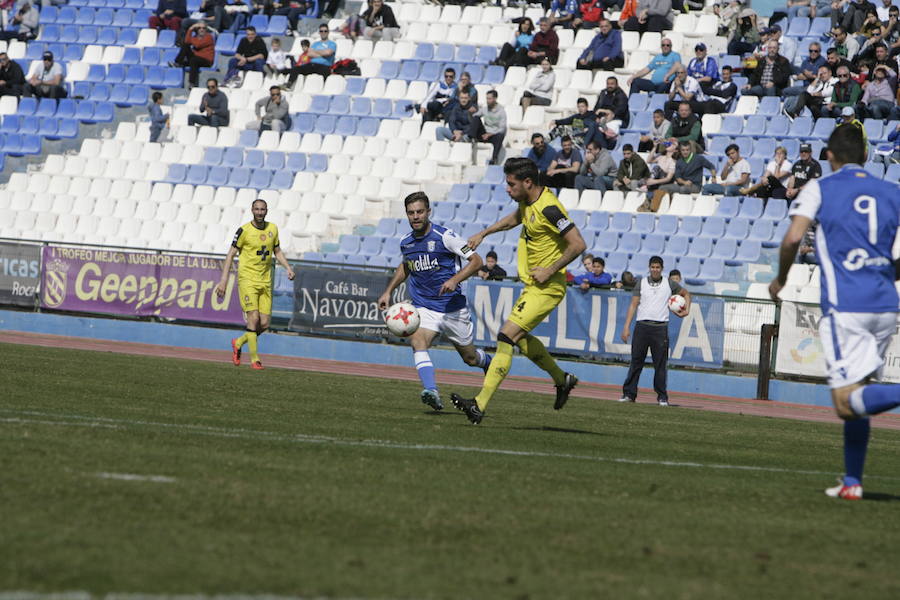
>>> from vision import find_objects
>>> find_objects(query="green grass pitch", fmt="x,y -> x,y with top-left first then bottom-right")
2,342 -> 900,599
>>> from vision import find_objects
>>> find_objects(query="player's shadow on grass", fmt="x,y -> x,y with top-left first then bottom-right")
863,491 -> 900,502
510,425 -> 605,436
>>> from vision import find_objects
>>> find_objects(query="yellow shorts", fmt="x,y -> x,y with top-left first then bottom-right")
238,280 -> 272,314
508,284 -> 566,332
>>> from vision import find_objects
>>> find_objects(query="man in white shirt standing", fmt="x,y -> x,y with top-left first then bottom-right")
619,256 -> 690,406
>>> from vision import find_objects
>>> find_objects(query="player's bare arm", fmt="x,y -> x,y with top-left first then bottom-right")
769,214 -> 812,301
439,253 -> 483,295
467,210 -> 522,250
215,246 -> 239,298
377,263 -> 410,310
273,246 -> 295,280
530,226 -> 587,284
620,295 -> 640,343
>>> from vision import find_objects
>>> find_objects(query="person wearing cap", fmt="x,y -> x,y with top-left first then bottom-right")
23,51 -> 65,99
0,52 -> 25,97
858,65 -> 897,119
702,143 -> 751,196
836,106 -> 868,149
0,2 -> 38,42
577,19 -> 623,69
686,43 -> 719,93
626,37 -> 681,95
762,24 -> 797,62
784,65 -> 836,119
823,65 -> 861,117
785,144 -> 823,201
741,40 -> 792,97
784,42 -> 827,97
478,251 -> 507,281
727,8 -> 760,56
622,0 -> 674,34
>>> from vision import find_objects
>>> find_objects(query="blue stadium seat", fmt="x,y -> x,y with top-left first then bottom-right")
249,14 -> 270,32
717,115 -> 743,137
456,203 -> 477,222
699,216 -> 726,239
809,17 -> 831,37
766,115 -> 790,137
127,84 -> 149,106
244,149 -> 265,169
785,115 -> 813,138
738,197 -> 764,220
42,6 -> 60,23
752,137 -> 775,158
735,239 -> 762,263
207,166 -> 229,187
588,210 -> 609,231
885,163 -> 900,181
339,235 -> 361,254
92,102 -> 114,122
725,216 -> 751,239
35,99 -> 57,118
695,258 -> 725,283
109,85 -> 131,106
307,153 -> 328,172
758,96 -> 780,116
398,60 -> 421,81
420,61 -> 442,81
344,77 -> 366,96
865,162 -> 885,178
477,45 -> 497,65
465,64 -> 485,85
655,214 -> 678,236
761,198 -> 787,221
271,170 -> 293,189
483,65 -> 504,85
329,94 -> 351,115
314,114 -> 336,135
113,9 -> 133,27
106,64 -> 126,84
628,93 -> 650,112
250,168 -> 272,189
123,65 -> 144,85
456,45 -> 477,64
677,257 -> 701,279
41,25 -> 62,42
734,136 -> 753,157
605,251 -> 628,276
75,7 -> 96,25
266,151 -> 285,170
624,110 -> 652,134
786,17 -> 810,37
744,115 -> 767,138
708,136 -> 731,156
632,212 -> 655,234
360,236 -> 383,256
86,64 -> 107,83
1,115 -> 19,133
97,28 -> 118,46
58,6 -> 77,23
292,113 -> 316,134
371,97 -> 392,118
864,119 -> 884,141
266,15 -> 288,36
335,116 -> 357,136
308,94 -> 330,114
433,202 -> 456,222
715,196 -> 740,218
679,216 -> 702,237
448,183 -> 468,203
203,147 -> 224,165
378,61 -> 400,80
747,219 -> 775,243
228,167 -> 251,188
215,33 -> 236,56
687,236 -> 713,257
642,233 -> 666,255
609,212 -> 632,232
20,133 -> 43,155
79,26 -> 99,45
357,117 -> 378,137
95,6 -> 114,21
222,147 -> 244,167
712,238 -> 737,260
64,45 -> 84,63
414,43 -> 433,61
121,47 -> 141,65
56,99 -> 76,119
619,232 -> 642,253
597,231 -> 619,251
74,100 -> 96,123
435,43 -> 455,62
392,100 -> 414,119
811,117 -> 835,139
19,116 -> 39,134
286,152 -> 306,171
376,219 -> 396,238
186,164 -> 209,185
165,163 -> 188,183
478,204 -> 502,224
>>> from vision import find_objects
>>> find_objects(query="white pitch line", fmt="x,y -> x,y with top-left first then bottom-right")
94,472 -> 176,483
0,593 -> 384,600
2,409 -> 899,481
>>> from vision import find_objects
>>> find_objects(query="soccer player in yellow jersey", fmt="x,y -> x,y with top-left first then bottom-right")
451,157 -> 587,424
215,199 -> 295,370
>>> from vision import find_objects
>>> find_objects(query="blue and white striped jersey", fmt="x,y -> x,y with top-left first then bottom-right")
399,223 -> 475,313
789,165 -> 900,314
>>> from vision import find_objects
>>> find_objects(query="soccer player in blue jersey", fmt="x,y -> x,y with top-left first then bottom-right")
770,124 -> 900,500
377,192 -> 493,411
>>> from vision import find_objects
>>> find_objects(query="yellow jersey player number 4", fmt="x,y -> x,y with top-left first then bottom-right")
216,199 -> 295,370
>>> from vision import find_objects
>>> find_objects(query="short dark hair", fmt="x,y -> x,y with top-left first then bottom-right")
270,85 -> 281,92
486,250 -> 498,260
404,191 -> 430,209
561,135 -> 573,143
827,122 -> 867,166
649,256 -> 664,267
444,67 -> 456,76
504,157 -> 540,184
151,91 -> 162,102
246,26 -> 256,33
461,71 -> 471,79
487,89 -> 498,99
252,198 -> 267,208
207,78 -> 218,86
272,37 -> 281,44
586,140 -> 600,150
622,144 -> 634,152
669,269 -> 682,278
725,143 -> 739,154
300,39 -> 310,47
577,97 -> 588,105
531,133 -> 544,142
722,65 -> 732,72
606,76 -> 617,84
592,257 -> 605,266
653,109 -> 664,116
678,101 -> 691,110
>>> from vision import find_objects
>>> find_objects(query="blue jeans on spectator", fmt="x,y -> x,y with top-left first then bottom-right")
728,39 -> 756,56
864,99 -> 897,120
226,12 -> 249,33
575,173 -> 615,193
225,58 -> 265,83
782,83 -> 807,97
702,183 -> 743,196
744,84 -> 779,97
629,78 -> 669,94
797,0 -> 832,17
435,126 -> 468,142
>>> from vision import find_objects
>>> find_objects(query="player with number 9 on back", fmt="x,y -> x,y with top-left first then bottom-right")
216,199 -> 295,370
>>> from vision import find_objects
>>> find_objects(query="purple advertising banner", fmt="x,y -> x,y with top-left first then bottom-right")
40,245 -> 245,325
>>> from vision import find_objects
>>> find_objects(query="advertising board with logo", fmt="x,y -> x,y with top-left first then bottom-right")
0,241 -> 41,307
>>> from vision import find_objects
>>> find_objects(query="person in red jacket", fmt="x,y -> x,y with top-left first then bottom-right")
171,21 -> 215,88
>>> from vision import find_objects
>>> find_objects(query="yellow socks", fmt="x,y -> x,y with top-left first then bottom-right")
235,332 -> 249,348
246,331 -> 259,363
475,340 -> 513,411
517,335 -> 565,386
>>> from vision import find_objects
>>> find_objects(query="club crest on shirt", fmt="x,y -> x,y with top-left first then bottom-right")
259,234 -> 267,241
427,240 -> 435,251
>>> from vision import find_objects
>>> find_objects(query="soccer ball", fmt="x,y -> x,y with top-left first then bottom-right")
668,294 -> 686,313
385,302 -> 420,337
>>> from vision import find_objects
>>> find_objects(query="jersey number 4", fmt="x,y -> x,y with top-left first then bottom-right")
516,300 -> 526,313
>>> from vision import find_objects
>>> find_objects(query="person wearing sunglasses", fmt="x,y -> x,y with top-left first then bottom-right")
627,37 -> 681,95
187,78 -> 230,127
784,43 -> 826,97
285,25 -> 336,89
822,67 -> 861,119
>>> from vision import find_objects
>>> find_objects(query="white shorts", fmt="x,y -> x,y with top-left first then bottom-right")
417,306 -> 475,347
818,311 -> 897,388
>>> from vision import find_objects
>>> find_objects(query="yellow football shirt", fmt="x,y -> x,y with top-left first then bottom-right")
516,187 -> 573,289
233,221 -> 280,285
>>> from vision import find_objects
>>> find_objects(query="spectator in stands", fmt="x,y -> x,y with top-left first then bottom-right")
858,65 -> 897,117
544,135 -> 583,189
171,22 -> 215,89
188,78 -> 229,127
703,64 -> 738,113
320,0 -> 341,19
882,5 -> 900,52
627,38 -> 681,94
622,0 -> 673,33
701,143 -> 751,196
857,8 -> 884,43
614,144 -> 650,192
669,269 -> 682,284
526,133 -> 558,179
550,97 -> 596,147
665,101 -> 704,150
569,253 -> 594,280
472,90 -> 507,165
664,67 -> 709,116
797,226 -> 818,264
639,109 -> 669,152
265,38 -> 293,78
435,90 -> 474,143
784,65 -> 836,119
727,8 -> 760,56
766,24 -> 797,61
615,270 -> 636,291
838,0 -> 877,36
686,43 -> 719,94
223,26 -> 267,87
272,1 -> 315,36
549,0 -> 580,28
742,40 -> 792,97
197,0 -> 228,33
511,17 -> 559,67
479,251 -> 507,281
23,51 -> 65,99
824,47 -> 853,76
149,0 -> 187,32
286,24 -> 337,88
574,0 -> 604,30
740,146 -> 792,199
641,141 -> 678,193
575,257 -> 613,290
784,42 -> 827,97
0,52 -> 25,97
0,2 -> 36,42
575,139 -> 617,193
450,71 -> 478,112
362,0 -> 400,42
831,25 -> 861,61
520,58 -> 555,109
578,19 -> 623,69
875,122 -> 900,164
247,85 -> 290,133
785,143 -> 823,201
417,67 -> 456,123
593,76 -> 629,127
823,65 -> 862,116
148,91 -> 169,143
494,18 -> 535,68
654,140 -> 715,199
859,43 -> 895,77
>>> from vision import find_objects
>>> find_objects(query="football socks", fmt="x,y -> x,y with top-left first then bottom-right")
476,348 -> 492,371
414,350 -> 437,391
853,384 -> 900,417
475,340 -> 513,412
246,330 -> 259,364
235,331 -> 249,349
517,334 -> 566,386
843,418 -> 870,487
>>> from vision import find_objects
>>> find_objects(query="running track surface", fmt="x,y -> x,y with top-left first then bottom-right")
4,330 -> 900,431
